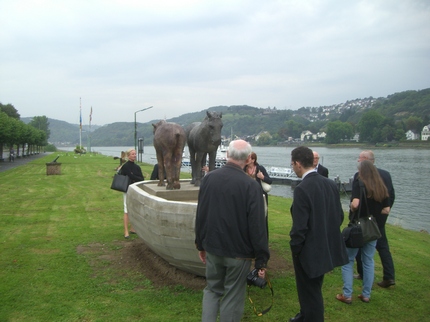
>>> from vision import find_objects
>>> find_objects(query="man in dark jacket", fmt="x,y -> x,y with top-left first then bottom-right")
289,146 -> 348,322
313,151 -> 329,177
195,139 -> 270,322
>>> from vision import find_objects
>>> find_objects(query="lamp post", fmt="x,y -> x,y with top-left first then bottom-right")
134,106 -> 153,152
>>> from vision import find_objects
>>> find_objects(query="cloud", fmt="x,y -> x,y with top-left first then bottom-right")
1,0 -> 429,125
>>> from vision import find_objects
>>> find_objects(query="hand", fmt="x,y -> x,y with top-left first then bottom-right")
198,251 -> 206,264
258,268 -> 266,279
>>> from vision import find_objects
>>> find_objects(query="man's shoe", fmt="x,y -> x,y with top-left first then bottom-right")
377,279 -> 395,288
289,312 -> 304,322
353,274 -> 362,280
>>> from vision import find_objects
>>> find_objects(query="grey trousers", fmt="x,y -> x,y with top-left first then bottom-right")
202,252 -> 252,322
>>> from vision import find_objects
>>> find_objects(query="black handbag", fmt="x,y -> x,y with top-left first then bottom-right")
110,169 -> 130,192
343,210 -> 364,248
343,180 -> 381,247
358,189 -> 382,243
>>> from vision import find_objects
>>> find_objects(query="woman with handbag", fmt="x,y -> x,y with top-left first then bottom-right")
244,152 -> 272,237
244,152 -> 272,205
120,149 -> 144,239
336,160 -> 390,304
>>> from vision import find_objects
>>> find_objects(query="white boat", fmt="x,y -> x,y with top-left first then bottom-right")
267,166 -> 295,178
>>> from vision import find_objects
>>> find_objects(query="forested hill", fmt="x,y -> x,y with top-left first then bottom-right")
44,88 -> 430,146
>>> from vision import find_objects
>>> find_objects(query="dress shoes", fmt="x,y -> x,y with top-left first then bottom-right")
377,279 -> 395,288
289,312 -> 304,322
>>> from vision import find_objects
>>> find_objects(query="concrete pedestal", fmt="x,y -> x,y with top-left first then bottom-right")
46,162 -> 61,175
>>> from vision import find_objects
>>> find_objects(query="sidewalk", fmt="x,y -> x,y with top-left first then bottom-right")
0,153 -> 52,173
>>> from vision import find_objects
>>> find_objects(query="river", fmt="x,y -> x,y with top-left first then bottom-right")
62,146 -> 430,233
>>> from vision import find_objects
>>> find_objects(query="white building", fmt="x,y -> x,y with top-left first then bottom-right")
300,130 -> 313,141
405,130 -> 420,140
422,125 -> 430,141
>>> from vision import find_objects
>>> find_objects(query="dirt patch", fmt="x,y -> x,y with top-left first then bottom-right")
77,238 -> 291,291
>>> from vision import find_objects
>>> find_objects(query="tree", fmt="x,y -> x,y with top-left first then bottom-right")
29,116 -> 50,143
326,121 -> 353,144
404,116 -> 423,133
358,110 -> 384,143
0,103 -> 20,119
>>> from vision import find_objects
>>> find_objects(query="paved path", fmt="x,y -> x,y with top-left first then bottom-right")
0,153 -> 52,173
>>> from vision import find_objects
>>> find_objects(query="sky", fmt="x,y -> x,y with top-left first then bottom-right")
1,0 -> 429,126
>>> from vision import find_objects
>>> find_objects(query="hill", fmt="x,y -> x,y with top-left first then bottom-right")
26,88 -> 430,146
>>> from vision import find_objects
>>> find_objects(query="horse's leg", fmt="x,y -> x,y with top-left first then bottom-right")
189,147 -> 197,184
194,151 -> 205,186
208,151 -> 216,171
163,151 -> 174,190
172,147 -> 182,189
156,151 -> 165,186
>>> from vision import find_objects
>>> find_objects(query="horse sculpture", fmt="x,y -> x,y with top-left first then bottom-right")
152,120 -> 186,190
185,111 -> 223,186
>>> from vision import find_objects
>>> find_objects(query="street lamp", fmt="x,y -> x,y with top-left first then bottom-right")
134,106 -> 153,152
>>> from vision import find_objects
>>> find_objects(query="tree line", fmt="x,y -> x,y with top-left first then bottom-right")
0,103 -> 50,160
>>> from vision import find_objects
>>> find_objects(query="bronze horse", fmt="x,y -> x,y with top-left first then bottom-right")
152,120 -> 186,190
185,111 -> 223,186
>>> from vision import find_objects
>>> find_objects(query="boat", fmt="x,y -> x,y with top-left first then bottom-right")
127,180 -> 205,277
267,166 -> 301,185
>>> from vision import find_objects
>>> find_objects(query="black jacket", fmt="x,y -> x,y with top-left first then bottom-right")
195,162 -> 270,269
290,172 -> 348,278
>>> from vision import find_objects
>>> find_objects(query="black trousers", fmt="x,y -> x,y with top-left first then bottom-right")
356,213 -> 395,280
292,255 -> 325,322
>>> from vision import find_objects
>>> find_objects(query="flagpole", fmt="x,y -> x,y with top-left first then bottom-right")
79,98 -> 82,149
88,106 -> 92,153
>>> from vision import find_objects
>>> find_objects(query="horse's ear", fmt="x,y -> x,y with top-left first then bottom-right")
152,123 -> 156,128
219,112 -> 222,118
206,111 -> 211,118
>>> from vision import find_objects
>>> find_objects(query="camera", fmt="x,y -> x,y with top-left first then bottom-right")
247,268 -> 267,289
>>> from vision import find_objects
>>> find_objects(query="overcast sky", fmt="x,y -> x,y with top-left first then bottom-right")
1,0 -> 429,126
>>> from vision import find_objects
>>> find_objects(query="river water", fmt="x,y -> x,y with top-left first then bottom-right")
63,146 -> 430,233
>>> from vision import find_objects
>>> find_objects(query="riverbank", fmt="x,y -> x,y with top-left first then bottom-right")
0,153 -> 429,321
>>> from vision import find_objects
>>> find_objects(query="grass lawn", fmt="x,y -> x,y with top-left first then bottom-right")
0,152 -> 429,321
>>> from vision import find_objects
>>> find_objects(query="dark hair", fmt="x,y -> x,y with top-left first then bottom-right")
291,146 -> 313,168
250,152 -> 257,163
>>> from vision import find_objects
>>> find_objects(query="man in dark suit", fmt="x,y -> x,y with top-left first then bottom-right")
289,146 -> 348,322
313,151 -> 329,177
354,150 -> 396,288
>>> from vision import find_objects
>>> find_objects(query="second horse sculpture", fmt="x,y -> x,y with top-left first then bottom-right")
186,111 -> 223,186
153,120 -> 186,190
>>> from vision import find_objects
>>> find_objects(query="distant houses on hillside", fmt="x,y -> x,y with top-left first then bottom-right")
422,125 -> 430,141
405,124 -> 430,141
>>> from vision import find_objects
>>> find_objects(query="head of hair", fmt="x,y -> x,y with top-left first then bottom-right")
250,152 -> 257,163
291,146 -> 314,168
126,148 -> 135,158
358,160 -> 388,202
227,140 -> 252,162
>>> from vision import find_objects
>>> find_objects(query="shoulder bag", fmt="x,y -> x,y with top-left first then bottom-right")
261,180 -> 272,193
357,181 -> 381,243
342,181 -> 365,248
110,168 -> 131,192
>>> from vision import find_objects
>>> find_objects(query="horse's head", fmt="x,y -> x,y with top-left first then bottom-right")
152,120 -> 167,134
205,111 -> 223,145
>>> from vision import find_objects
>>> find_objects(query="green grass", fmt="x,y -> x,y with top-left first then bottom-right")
1,152 -> 429,321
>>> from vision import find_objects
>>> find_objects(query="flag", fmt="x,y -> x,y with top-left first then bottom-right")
90,106 -> 92,122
